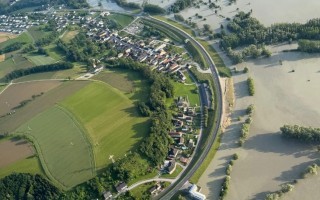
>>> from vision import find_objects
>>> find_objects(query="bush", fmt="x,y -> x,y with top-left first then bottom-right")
226,164 -> 232,175
233,153 -> 239,160
246,104 -> 255,115
247,77 -> 255,96
243,67 -> 249,73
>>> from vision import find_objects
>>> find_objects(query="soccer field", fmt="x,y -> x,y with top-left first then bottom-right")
15,106 -> 95,189
61,81 -> 150,169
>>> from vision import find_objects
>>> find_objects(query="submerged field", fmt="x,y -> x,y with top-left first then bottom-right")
61,81 -> 149,169
15,106 -> 94,189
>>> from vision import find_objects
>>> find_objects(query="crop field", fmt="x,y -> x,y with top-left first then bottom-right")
0,80 -> 62,116
0,32 -> 32,49
93,68 -> 149,102
0,156 -> 43,179
0,32 -> 17,44
26,55 -> 56,65
0,81 -> 89,133
61,30 -> 79,43
0,54 -> 34,81
61,81 -> 150,168
0,138 -> 34,168
15,106 -> 95,189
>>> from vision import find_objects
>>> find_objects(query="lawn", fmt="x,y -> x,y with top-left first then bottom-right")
0,156 -> 44,179
130,182 -> 155,199
107,13 -> 134,28
153,16 -> 196,37
26,55 -> 56,65
161,165 -> 183,179
44,44 -> 65,61
0,32 -> 33,49
197,39 -> 231,77
61,81 -> 150,169
15,106 -> 95,189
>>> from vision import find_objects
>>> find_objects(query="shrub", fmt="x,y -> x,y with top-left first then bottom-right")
243,67 -> 249,73
246,104 -> 255,115
247,77 -> 255,96
233,153 -> 239,160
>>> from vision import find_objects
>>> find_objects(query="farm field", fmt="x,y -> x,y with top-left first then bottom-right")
0,80 -> 89,133
0,32 -> 32,49
0,32 -> 17,44
199,44 -> 320,200
0,156 -> 43,179
61,81 -> 150,168
93,68 -> 149,102
15,106 -> 94,189
26,55 -> 56,65
0,138 -> 34,168
0,54 -> 34,81
27,26 -> 52,43
0,80 -> 62,116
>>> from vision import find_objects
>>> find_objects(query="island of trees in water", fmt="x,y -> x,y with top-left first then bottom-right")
218,12 -> 320,63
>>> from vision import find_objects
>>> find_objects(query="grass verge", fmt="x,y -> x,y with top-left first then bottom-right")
161,165 -> 184,179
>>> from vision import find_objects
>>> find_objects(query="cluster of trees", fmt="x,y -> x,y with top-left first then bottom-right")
110,153 -> 151,183
265,183 -> 294,200
0,173 -> 61,199
220,12 -> 320,50
247,77 -> 255,96
57,33 -> 101,64
169,0 -> 194,13
303,163 -> 318,177
174,14 -> 184,22
239,104 -> 254,146
0,42 -> 24,54
143,4 -> 166,14
226,44 -> 271,64
5,62 -> 73,81
280,125 -> 320,143
114,0 -> 140,9
106,58 -> 174,166
298,39 -> 320,53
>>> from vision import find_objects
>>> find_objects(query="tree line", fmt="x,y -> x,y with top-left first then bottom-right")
0,42 -> 24,54
280,125 -> 320,143
169,0 -> 194,13
298,39 -> 320,53
114,0 -> 141,9
106,58 -> 174,166
5,62 -> 73,81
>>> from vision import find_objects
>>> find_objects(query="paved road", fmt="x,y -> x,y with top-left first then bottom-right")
143,16 -> 224,200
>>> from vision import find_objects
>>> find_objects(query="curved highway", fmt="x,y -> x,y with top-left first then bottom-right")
142,16 -> 224,200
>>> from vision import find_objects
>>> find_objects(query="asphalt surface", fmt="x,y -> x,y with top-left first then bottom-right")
143,16 -> 224,200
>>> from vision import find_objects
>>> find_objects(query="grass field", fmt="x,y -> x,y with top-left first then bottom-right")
15,106 -> 95,189
61,81 -> 150,168
26,55 -> 56,65
0,156 -> 44,179
27,26 -> 52,43
161,165 -> 183,179
0,32 -> 16,44
93,68 -> 149,102
44,44 -> 65,61
61,30 -> 79,43
0,32 -> 33,49
107,13 -> 134,28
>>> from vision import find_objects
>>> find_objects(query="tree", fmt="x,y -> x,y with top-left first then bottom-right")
203,24 -> 211,32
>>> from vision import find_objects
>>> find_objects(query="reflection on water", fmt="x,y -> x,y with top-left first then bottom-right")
87,0 -> 125,11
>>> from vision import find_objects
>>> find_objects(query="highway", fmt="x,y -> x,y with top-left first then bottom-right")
143,16 -> 224,200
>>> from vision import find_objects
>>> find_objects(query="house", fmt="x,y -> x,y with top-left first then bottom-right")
177,96 -> 189,108
189,184 -> 206,200
149,183 -> 161,195
177,113 -> 185,120
115,182 -> 128,193
168,148 -> 179,158
180,157 -> 189,165
188,139 -> 195,148
102,191 -> 112,200
166,160 -> 176,174
178,137 -> 184,145
169,131 -> 182,138
181,125 -> 189,132
187,107 -> 196,116
173,119 -> 184,128
186,116 -> 193,123
177,70 -> 186,82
